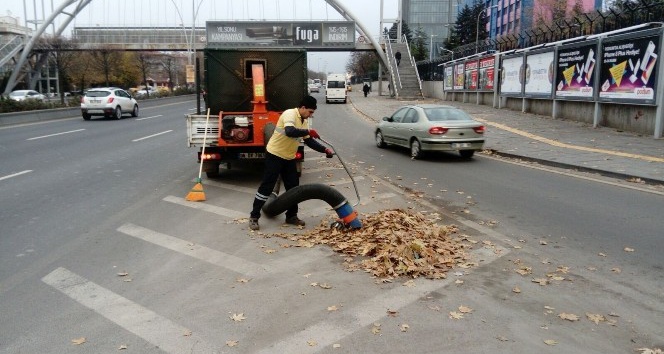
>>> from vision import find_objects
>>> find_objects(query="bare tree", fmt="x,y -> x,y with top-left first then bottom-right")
43,36 -> 79,104
90,47 -> 122,87
136,52 -> 155,97
159,55 -> 177,92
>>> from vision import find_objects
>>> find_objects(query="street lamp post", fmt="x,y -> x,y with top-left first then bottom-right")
476,5 -> 499,54
429,34 -> 438,61
440,47 -> 454,60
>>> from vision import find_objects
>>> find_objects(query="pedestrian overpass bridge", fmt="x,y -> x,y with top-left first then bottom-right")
1,0 -> 415,97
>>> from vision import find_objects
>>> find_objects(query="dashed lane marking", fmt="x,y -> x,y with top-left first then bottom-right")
41,267 -> 217,354
0,169 -> 32,181
132,130 -> 172,142
26,128 -> 85,140
117,223 -> 265,276
162,195 -> 246,219
135,115 -> 163,121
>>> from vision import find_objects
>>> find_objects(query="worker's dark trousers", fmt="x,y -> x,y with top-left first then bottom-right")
250,152 -> 299,220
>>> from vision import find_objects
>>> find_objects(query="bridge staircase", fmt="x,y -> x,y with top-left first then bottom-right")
385,37 -> 422,100
0,36 -> 24,69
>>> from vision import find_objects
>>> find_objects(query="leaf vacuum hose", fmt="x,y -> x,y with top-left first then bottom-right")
262,183 -> 362,229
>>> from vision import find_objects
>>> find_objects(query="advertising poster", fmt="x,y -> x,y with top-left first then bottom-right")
599,34 -> 660,103
206,21 -> 355,48
555,43 -> 597,99
465,60 -> 479,90
524,51 -> 554,96
444,66 -> 454,91
500,55 -> 523,95
479,56 -> 495,91
454,63 -> 465,90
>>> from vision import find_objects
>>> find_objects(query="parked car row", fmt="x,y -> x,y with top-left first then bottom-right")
7,90 -> 46,102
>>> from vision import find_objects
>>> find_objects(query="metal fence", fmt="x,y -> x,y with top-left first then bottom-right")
418,0 -> 664,80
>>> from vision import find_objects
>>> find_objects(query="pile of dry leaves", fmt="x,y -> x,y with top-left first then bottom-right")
273,208 -> 472,280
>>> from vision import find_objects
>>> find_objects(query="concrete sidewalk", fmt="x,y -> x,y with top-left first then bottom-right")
346,85 -> 664,185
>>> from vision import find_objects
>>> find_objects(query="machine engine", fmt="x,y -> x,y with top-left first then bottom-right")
222,115 -> 253,143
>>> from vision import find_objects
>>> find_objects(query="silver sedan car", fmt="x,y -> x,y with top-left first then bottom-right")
375,104 -> 485,159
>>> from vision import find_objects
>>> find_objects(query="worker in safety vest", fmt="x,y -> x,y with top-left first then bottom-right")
249,95 -> 333,231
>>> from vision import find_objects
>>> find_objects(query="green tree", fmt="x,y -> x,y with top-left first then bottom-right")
411,27 -> 429,61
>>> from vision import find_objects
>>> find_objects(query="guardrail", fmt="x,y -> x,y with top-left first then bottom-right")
0,94 -> 196,127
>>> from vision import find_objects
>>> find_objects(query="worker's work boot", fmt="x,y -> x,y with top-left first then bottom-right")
285,216 -> 305,226
249,218 -> 260,231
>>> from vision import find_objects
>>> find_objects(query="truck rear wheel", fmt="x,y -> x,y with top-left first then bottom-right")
204,162 -> 221,178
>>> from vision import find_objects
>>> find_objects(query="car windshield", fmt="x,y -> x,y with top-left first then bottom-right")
86,91 -> 111,98
327,81 -> 344,88
424,107 -> 472,121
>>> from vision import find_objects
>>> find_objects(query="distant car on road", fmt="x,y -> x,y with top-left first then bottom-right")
308,83 -> 320,93
9,90 -> 46,102
375,104 -> 485,159
80,87 -> 139,120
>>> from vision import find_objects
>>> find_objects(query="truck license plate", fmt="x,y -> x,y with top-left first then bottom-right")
239,152 -> 265,159
452,143 -> 471,148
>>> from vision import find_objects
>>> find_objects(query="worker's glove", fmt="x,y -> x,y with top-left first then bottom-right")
325,148 -> 335,158
308,129 -> 320,139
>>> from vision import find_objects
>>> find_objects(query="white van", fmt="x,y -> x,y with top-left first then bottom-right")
325,74 -> 347,103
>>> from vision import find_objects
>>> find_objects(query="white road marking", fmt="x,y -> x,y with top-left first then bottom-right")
0,170 -> 32,181
41,267 -> 217,354
135,115 -> 163,121
26,129 -> 85,140
117,223 -> 265,276
199,179 -> 257,194
163,195 -> 246,219
132,130 -> 172,142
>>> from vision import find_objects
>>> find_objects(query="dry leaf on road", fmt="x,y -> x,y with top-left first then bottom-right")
226,340 -> 238,347
558,313 -> 580,321
230,313 -> 246,322
544,339 -> 558,345
71,337 -> 86,345
586,313 -> 606,324
449,311 -> 464,319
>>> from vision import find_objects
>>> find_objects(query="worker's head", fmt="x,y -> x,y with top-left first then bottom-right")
298,95 -> 317,118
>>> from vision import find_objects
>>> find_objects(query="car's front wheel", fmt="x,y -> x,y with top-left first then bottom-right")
131,104 -> 139,117
114,106 -> 122,120
459,150 -> 475,159
410,139 -> 424,159
375,130 -> 386,148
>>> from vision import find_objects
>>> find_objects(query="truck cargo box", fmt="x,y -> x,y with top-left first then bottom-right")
204,49 -> 308,114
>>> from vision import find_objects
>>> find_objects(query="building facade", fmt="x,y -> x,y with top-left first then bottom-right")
401,0 -> 457,58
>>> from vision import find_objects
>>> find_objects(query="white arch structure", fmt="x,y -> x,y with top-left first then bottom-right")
4,0 -> 389,94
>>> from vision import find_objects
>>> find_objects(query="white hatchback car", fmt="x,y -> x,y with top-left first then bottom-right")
81,87 -> 138,120
9,90 -> 46,102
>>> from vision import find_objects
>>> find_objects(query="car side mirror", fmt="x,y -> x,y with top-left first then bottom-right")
382,117 -> 392,122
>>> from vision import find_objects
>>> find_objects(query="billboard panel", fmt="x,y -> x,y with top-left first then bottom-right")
555,43 -> 597,99
598,33 -> 660,104
444,65 -> 454,91
479,56 -> 495,91
500,55 -> 523,95
465,60 -> 479,90
524,50 -> 554,97
454,63 -> 465,90
206,21 -> 355,49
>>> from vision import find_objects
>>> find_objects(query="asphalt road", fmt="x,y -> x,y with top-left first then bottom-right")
0,95 -> 662,353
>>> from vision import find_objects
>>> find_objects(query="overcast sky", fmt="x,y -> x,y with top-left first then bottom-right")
3,0 -> 399,74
